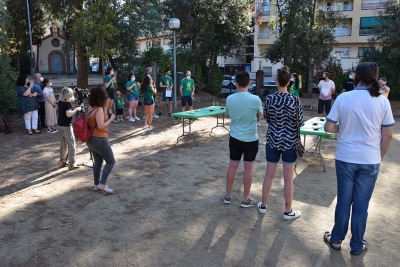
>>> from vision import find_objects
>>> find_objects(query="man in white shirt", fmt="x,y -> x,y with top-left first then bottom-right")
318,72 -> 335,116
379,78 -> 390,98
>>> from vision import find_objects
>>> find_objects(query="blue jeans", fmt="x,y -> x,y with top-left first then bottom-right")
331,160 -> 380,252
86,136 -> 115,185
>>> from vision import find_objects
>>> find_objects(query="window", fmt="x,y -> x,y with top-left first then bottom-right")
259,27 -> 270,38
333,26 -> 351,36
146,41 -> 152,49
163,39 -> 169,46
358,47 -> 372,57
360,17 -> 381,35
334,47 -> 350,57
362,0 -> 389,10
51,38 -> 60,47
263,67 -> 272,77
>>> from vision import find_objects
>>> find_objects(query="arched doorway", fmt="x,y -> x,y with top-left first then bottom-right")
50,52 -> 63,73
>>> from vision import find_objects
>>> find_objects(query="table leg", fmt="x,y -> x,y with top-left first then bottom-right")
303,135 -> 326,172
176,118 -> 198,146
210,114 -> 230,135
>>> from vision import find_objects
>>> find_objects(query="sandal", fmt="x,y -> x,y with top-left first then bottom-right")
324,231 -> 342,250
92,185 -> 101,191
97,184 -> 114,194
33,129 -> 41,133
350,240 -> 368,255
27,131 -> 33,135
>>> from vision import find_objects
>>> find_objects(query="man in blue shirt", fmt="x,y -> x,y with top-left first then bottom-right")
223,71 -> 263,207
33,73 -> 46,128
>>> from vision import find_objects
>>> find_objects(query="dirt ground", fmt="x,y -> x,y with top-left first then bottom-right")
1,92 -> 400,267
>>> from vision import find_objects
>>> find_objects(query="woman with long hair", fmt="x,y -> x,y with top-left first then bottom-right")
323,62 -> 394,255
126,73 -> 140,122
140,75 -> 156,131
104,66 -> 117,116
288,73 -> 302,97
86,87 -> 116,194
257,66 -> 303,221
42,78 -> 58,133
57,87 -> 82,170
16,74 -> 40,135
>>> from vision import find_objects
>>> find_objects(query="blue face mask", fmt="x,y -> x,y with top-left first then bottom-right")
349,75 -> 353,79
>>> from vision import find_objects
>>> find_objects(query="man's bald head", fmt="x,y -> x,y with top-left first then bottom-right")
34,73 -> 42,82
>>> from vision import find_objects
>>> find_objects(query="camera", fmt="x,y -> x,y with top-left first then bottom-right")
74,87 -> 89,105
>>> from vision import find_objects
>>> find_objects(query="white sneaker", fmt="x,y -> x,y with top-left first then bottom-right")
143,115 -> 146,119
283,209 -> 301,220
114,119 -> 118,123
143,125 -> 148,129
152,114 -> 159,118
120,118 -> 124,122
128,117 -> 135,122
134,116 -> 140,121
147,126 -> 153,132
257,202 -> 267,214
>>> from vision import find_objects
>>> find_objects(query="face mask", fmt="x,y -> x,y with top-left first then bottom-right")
186,76 -> 190,79
49,82 -> 52,86
110,71 -> 114,75
290,78 -> 294,81
131,77 -> 135,82
39,77 -> 44,82
349,75 -> 353,79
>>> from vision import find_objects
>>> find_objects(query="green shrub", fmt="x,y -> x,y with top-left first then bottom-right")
207,63 -> 223,96
0,53 -> 18,115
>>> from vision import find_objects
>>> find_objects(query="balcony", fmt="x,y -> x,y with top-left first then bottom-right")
333,28 -> 351,36
361,0 -> 390,9
258,32 -> 270,39
318,4 -> 353,11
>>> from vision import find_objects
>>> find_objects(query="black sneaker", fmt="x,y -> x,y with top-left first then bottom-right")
168,113 -> 172,116
158,112 -> 162,116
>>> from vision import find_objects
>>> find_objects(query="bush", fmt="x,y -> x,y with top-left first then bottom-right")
207,63 -> 223,96
0,53 -> 18,115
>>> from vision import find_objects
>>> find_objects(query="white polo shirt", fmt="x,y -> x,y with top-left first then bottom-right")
327,87 -> 395,164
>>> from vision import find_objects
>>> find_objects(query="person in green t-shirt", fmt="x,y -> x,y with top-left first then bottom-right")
104,66 -> 117,116
126,73 -> 140,122
158,69 -> 173,116
140,75 -> 157,131
114,91 -> 124,122
288,73 -> 301,97
179,70 -> 195,111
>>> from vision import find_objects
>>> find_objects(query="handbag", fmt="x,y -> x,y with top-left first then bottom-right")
294,97 -> 305,158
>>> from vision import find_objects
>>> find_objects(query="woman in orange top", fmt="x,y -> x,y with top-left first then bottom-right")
86,86 -> 116,194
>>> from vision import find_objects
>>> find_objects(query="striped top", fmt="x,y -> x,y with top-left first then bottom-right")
264,92 -> 304,150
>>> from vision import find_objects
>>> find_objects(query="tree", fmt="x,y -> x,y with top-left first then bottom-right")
360,1 -> 400,99
264,0 -> 345,97
163,0 -> 253,85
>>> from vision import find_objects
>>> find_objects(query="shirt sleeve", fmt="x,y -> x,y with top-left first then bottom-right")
17,86 -> 26,96
180,80 -> 184,86
331,81 -> 336,90
67,102 -> 73,111
318,81 -> 322,88
43,88 -> 49,95
264,97 -> 270,123
326,95 -> 341,123
382,99 -> 395,127
298,98 -> 304,126
256,98 -> 262,114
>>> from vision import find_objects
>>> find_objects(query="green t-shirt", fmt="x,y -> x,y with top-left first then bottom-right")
126,81 -> 139,96
104,75 -> 115,90
180,78 -> 195,96
143,85 -> 154,101
160,76 -> 173,94
114,97 -> 123,109
288,82 -> 300,97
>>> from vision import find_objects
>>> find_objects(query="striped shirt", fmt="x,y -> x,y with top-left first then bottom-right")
264,92 -> 304,150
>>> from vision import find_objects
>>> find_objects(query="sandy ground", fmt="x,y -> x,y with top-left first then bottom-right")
1,93 -> 400,267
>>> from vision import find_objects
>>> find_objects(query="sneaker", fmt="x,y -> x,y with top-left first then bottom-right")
120,118 -> 124,122
51,128 -> 58,133
257,202 -> 267,214
134,116 -> 140,121
47,129 -> 52,133
283,209 -> 301,220
143,115 -> 146,119
143,125 -> 148,129
240,197 -> 257,208
148,126 -> 153,131
222,194 -> 231,204
128,117 -> 135,122
114,120 -> 118,123
152,114 -> 159,118
158,112 -> 162,116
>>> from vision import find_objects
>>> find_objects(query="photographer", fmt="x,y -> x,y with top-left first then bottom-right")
58,87 -> 81,170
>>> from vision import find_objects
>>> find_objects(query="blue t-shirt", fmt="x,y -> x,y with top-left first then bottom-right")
226,92 -> 262,142
33,81 -> 45,102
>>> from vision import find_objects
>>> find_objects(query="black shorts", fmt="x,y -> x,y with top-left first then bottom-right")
116,108 -> 123,115
229,136 -> 259,162
182,96 -> 193,106
107,88 -> 115,99
318,99 -> 332,114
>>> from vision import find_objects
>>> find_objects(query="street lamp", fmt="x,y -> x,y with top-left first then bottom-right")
26,0 -> 35,77
169,18 -> 180,109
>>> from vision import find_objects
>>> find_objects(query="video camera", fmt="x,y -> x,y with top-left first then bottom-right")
74,87 -> 89,105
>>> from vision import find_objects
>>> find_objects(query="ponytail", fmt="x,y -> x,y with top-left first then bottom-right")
369,79 -> 380,97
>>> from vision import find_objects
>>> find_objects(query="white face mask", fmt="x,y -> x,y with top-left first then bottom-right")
290,78 -> 294,81
49,82 -> 52,86
186,76 -> 190,79
349,75 -> 353,79
110,71 -> 114,75
39,77 -> 44,82
131,77 -> 135,82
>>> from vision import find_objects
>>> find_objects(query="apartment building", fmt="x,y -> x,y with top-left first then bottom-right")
250,0 -> 389,79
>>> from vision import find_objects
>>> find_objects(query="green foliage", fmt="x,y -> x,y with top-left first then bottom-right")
0,53 -> 18,115
207,63 -> 224,96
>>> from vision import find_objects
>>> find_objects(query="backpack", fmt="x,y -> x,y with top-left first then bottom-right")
0,119 -> 13,134
72,107 -> 97,142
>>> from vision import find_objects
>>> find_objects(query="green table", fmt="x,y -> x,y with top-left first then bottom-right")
170,106 -> 229,146
300,117 -> 336,172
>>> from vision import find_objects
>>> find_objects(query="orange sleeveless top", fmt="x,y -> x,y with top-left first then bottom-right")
87,107 -> 108,137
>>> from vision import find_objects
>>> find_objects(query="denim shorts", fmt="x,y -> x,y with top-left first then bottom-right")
162,93 -> 172,102
127,95 -> 139,101
229,136 -> 259,162
265,143 -> 296,164
106,89 -> 114,99
182,96 -> 193,106
143,99 -> 154,106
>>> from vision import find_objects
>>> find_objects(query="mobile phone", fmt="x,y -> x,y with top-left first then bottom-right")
27,82 -> 30,86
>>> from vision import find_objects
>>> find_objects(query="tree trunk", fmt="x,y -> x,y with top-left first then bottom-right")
76,42 -> 89,89
307,60 -> 313,98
